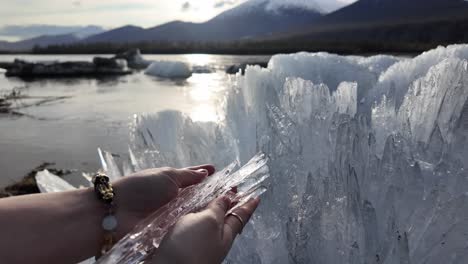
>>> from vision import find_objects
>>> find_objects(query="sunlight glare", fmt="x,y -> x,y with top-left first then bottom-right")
185,70 -> 226,122
184,54 -> 214,66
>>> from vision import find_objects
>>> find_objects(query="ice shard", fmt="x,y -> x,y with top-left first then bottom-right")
35,170 -> 76,193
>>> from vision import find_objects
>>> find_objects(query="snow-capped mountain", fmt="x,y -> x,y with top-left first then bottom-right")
85,0 -> 323,43
217,0 -> 325,18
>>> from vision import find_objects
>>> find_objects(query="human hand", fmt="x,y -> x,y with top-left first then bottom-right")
112,165 -> 216,239
150,196 -> 261,264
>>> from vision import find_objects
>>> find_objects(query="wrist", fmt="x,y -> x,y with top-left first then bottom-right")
91,172 -> 128,258
71,188 -> 109,258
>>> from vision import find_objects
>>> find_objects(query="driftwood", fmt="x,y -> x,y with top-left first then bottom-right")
0,89 -> 71,119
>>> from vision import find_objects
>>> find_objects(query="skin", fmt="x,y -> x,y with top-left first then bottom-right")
0,164 -> 260,264
152,196 -> 260,264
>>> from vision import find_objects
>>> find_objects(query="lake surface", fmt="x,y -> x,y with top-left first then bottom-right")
0,54 -> 270,187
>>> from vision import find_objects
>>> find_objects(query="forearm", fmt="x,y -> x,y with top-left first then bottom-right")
0,188 -> 104,264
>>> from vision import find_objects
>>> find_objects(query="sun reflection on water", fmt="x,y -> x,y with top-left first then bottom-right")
184,54 -> 215,66
185,71 -> 226,123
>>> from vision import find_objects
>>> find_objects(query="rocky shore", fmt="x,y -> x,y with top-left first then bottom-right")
0,49 -> 151,78
4,57 -> 131,78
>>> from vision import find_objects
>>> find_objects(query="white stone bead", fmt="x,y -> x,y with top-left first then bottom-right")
102,215 -> 118,231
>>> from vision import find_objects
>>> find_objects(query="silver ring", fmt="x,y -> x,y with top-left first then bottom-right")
227,212 -> 245,233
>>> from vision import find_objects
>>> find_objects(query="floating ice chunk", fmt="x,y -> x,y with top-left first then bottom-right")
144,60 -> 192,79
97,153 -> 270,264
115,49 -> 152,69
192,65 -> 215,74
35,170 -> 76,193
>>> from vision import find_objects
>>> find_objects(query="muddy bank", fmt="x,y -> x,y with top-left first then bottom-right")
0,88 -> 72,118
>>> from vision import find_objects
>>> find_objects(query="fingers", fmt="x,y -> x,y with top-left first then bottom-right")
223,197 -> 260,247
187,164 -> 216,176
206,196 -> 232,223
166,164 -> 215,188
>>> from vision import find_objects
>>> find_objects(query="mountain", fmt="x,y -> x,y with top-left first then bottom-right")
268,0 -> 468,42
84,25 -> 145,43
0,34 -> 79,52
0,25 -> 105,52
0,25 -> 105,40
318,0 -> 468,26
258,0 -> 468,53
84,0 -> 323,43
71,26 -> 107,39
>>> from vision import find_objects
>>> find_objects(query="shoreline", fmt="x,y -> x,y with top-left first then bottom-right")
0,162 -> 75,198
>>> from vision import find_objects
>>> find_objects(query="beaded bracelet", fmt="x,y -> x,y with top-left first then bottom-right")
92,172 -> 117,259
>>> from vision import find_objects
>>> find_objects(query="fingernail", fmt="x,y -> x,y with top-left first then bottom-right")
230,186 -> 238,193
221,195 -> 232,205
196,169 -> 208,176
248,197 -> 260,203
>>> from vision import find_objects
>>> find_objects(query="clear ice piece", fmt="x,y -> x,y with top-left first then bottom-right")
98,148 -> 123,180
35,170 -> 76,193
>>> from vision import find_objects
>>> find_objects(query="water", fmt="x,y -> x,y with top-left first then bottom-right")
0,54 -> 270,187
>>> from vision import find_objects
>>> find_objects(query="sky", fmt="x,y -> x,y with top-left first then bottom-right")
0,0 -> 356,41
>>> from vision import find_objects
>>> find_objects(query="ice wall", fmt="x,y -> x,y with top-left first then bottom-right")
115,45 -> 468,263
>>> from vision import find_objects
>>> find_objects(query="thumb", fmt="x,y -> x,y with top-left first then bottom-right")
169,167 -> 210,188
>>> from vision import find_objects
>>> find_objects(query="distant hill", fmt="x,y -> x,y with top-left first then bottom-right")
253,0 -> 468,52
0,25 -> 105,52
0,25 -> 104,41
277,0 -> 468,36
0,34 -> 79,52
84,0 -> 323,43
83,25 -> 146,43
318,0 -> 468,26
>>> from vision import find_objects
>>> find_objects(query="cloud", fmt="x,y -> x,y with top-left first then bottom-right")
214,0 -> 238,9
181,2 -> 191,11
72,1 -> 82,8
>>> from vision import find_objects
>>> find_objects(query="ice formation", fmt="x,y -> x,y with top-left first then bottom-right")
144,60 -> 192,79
110,44 -> 468,263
